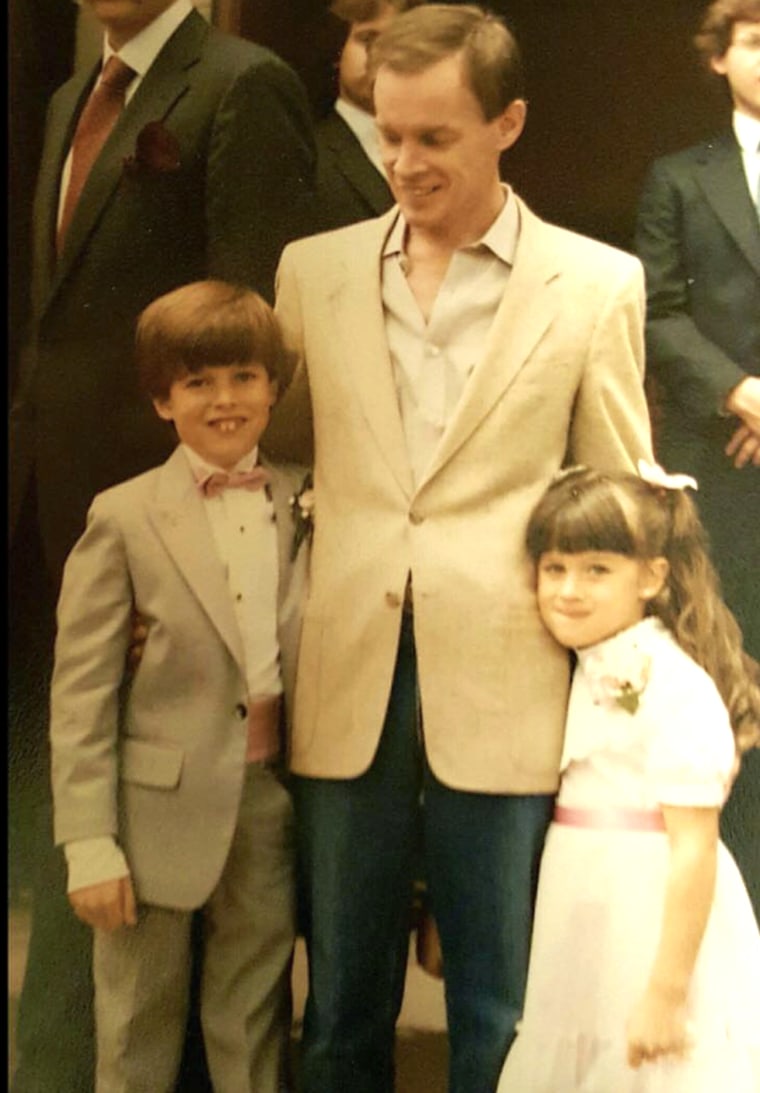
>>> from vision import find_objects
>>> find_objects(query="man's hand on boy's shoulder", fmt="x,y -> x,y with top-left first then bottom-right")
69,875 -> 138,932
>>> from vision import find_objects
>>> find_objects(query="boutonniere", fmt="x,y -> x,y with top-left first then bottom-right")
289,472 -> 314,561
123,121 -> 181,176
584,644 -> 652,715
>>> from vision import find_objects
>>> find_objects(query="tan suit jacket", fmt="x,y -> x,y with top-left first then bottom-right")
51,448 -> 309,909
265,197 -> 653,793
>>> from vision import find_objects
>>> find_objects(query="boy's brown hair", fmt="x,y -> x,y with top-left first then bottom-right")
694,0 -> 760,65
136,280 -> 294,400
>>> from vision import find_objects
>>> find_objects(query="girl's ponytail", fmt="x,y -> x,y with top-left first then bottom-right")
652,489 -> 760,753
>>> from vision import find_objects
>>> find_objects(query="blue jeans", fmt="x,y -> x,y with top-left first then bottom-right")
294,613 -> 554,1093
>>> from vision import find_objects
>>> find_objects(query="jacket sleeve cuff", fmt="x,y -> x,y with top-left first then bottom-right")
64,837 -> 130,894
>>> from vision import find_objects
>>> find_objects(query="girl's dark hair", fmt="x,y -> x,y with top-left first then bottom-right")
527,466 -> 760,752
136,280 -> 295,401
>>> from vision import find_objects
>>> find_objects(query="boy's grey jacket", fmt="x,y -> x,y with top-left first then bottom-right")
50,449 -> 309,910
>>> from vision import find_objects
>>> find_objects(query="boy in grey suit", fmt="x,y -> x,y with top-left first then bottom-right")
50,281 -> 310,1092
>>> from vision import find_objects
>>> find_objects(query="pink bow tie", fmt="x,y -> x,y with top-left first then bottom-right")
196,467 -> 270,498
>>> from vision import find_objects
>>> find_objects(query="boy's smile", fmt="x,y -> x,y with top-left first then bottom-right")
153,361 -> 278,471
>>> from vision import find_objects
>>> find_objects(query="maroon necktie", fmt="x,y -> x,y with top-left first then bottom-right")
57,56 -> 135,254
196,467 -> 271,499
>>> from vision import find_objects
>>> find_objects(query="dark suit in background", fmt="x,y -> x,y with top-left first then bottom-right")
635,129 -> 760,919
314,107 -> 393,230
11,6 -> 316,580
9,7 -> 316,1090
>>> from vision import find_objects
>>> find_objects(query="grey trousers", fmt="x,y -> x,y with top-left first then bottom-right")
93,764 -> 295,1093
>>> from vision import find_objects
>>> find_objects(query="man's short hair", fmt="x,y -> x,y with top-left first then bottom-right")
330,0 -> 417,24
368,3 -> 524,121
694,0 -> 760,64
136,280 -> 293,400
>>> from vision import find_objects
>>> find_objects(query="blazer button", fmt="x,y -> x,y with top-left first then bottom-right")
409,510 -> 424,525
385,591 -> 402,608
235,703 -> 247,720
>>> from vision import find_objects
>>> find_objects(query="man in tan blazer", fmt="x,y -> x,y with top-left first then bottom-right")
264,7 -> 653,1092
50,283 -> 310,1092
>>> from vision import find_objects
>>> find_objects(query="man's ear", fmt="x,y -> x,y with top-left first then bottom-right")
268,378 -> 279,407
152,397 -> 174,422
495,98 -> 527,152
640,556 -> 669,601
710,53 -> 728,77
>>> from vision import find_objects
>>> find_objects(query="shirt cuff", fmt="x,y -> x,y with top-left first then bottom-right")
64,837 -> 130,894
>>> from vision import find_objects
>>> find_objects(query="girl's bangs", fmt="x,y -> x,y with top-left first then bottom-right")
528,484 -> 638,558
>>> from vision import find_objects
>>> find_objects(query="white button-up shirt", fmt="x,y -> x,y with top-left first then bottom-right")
381,187 -> 520,486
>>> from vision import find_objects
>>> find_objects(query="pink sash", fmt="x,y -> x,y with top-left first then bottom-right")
554,804 -> 665,831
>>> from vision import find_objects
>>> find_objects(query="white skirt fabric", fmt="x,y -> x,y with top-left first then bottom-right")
497,823 -> 760,1093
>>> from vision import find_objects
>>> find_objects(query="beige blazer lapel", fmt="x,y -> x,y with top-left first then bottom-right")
418,198 -> 560,490
329,211 -> 415,499
147,448 -> 246,673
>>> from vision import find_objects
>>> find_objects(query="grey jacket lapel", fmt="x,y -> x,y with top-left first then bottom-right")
148,448 -> 246,673
265,459 -> 298,611
696,131 -> 760,277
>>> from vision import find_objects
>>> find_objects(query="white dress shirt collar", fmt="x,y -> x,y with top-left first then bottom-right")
382,184 -> 520,266
102,0 -> 193,81
733,109 -> 760,155
334,96 -> 386,177
732,109 -> 760,214
181,443 -> 260,482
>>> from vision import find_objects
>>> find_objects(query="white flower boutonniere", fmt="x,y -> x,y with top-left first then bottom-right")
584,643 -> 652,715
289,472 -> 314,561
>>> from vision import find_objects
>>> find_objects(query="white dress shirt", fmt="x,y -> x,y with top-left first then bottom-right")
335,95 -> 387,178
381,186 -> 520,486
183,444 -> 282,700
733,109 -> 760,214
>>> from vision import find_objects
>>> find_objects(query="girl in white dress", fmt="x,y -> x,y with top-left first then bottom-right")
497,461 -> 760,1093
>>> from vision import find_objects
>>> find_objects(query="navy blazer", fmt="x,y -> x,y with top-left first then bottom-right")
314,108 -> 393,232
635,129 -> 760,457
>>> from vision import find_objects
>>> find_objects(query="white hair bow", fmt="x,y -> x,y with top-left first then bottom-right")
637,459 -> 698,492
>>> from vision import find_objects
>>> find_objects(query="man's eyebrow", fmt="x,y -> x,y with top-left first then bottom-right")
377,123 -> 456,136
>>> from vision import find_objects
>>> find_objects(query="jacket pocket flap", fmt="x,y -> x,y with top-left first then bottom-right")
121,737 -> 184,789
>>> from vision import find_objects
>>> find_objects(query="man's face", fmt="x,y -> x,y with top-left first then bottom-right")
86,0 -> 176,49
711,20 -> 760,120
375,52 -> 525,245
338,4 -> 398,114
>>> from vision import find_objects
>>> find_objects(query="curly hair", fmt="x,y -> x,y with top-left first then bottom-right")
526,466 -> 760,752
694,0 -> 760,66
